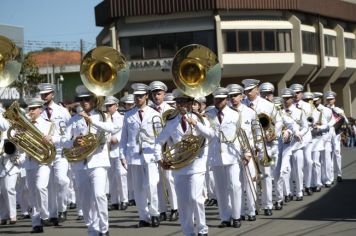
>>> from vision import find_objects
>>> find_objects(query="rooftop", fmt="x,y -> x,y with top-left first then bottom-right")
30,50 -> 81,67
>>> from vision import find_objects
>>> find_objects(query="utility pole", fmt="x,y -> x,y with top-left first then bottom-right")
80,39 -> 84,59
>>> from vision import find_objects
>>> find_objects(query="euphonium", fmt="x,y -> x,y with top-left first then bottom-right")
251,119 -> 274,167
257,113 -> 276,142
162,112 -> 206,170
63,107 -> 106,162
3,101 -> 56,164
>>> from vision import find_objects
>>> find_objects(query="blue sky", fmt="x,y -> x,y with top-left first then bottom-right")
0,0 -> 102,51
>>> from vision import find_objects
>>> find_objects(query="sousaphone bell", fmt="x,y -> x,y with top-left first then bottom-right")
0,35 -> 22,87
80,46 -> 129,96
171,44 -> 221,98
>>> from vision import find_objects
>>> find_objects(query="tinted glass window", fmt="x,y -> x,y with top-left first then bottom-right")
238,31 -> 249,51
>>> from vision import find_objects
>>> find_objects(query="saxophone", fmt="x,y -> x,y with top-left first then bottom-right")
3,101 -> 56,164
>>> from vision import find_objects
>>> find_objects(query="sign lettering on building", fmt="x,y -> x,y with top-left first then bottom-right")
129,59 -> 173,70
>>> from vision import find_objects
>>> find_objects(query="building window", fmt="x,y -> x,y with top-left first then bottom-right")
302,31 -> 317,54
324,35 -> 337,57
223,29 -> 292,53
119,30 -> 216,60
345,38 -> 356,59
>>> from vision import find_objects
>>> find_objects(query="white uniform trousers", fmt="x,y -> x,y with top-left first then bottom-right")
67,167 -> 76,205
212,164 -> 241,221
74,167 -> 109,234
26,165 -> 51,227
204,169 -> 216,199
303,142 -> 313,188
291,149 -> 304,197
240,161 -> 257,216
158,169 -> 178,212
130,163 -> 160,221
175,172 -> 208,236
127,165 -> 135,200
274,152 -> 291,203
321,148 -> 332,185
311,151 -> 322,188
17,175 -> 30,215
332,134 -> 342,178
260,166 -> 273,209
108,158 -> 128,204
48,157 -> 70,217
0,173 -> 18,220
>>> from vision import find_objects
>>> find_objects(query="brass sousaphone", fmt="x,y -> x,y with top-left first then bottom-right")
63,46 -> 129,162
0,35 -> 22,87
162,44 -> 221,169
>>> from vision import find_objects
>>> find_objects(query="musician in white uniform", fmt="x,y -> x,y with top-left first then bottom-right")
155,89 -> 209,236
38,83 -> 71,224
102,96 -> 128,211
313,92 -> 334,187
164,93 -> 176,108
226,83 -> 257,221
62,85 -> 112,236
0,112 -> 20,225
201,87 -> 252,228
21,97 -> 61,233
242,79 -> 283,216
290,84 -> 314,196
149,81 -> 178,222
119,83 -> 161,228
324,91 -> 348,183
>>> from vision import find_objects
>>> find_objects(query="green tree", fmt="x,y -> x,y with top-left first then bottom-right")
13,53 -> 44,97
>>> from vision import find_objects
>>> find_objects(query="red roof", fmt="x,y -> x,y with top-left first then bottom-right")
30,51 -> 81,67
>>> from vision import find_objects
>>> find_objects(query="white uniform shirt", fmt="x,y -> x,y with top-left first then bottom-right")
63,110 -> 110,170
154,112 -> 208,175
119,106 -> 160,165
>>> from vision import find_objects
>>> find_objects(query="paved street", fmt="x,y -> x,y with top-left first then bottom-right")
1,147 -> 355,236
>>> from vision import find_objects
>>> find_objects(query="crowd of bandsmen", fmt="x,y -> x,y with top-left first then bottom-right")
0,80 -> 349,236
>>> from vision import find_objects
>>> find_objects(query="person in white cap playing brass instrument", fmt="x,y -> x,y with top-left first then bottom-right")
119,83 -> 161,228
149,81 -> 179,222
38,83 -> 71,225
155,89 -> 209,236
62,85 -> 112,236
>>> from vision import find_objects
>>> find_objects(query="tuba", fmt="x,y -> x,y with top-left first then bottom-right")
3,101 -> 56,164
63,46 -> 129,162
0,35 -> 22,87
161,44 -> 221,170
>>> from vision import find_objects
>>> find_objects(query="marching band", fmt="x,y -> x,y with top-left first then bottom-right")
0,40 -> 350,236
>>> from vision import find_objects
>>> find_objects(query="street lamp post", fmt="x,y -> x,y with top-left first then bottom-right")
57,75 -> 64,102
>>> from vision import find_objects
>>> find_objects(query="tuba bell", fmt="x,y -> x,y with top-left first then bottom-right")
161,44 -> 221,170
80,46 -> 129,96
0,35 -> 22,87
3,101 -> 56,164
257,113 -> 276,142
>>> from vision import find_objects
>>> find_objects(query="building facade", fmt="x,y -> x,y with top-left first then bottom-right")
94,0 -> 356,117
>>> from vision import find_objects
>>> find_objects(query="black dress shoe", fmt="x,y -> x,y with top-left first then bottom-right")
159,212 -> 167,222
58,211 -> 67,223
151,216 -> 160,227
218,221 -> 231,228
108,203 -> 119,211
264,209 -> 273,216
49,217 -> 59,226
204,199 -> 209,205
337,176 -> 343,182
295,196 -> 303,201
207,199 -> 218,206
137,220 -> 151,228
284,194 -> 293,202
232,219 -> 241,228
128,199 -> 136,206
120,202 -> 128,211
76,215 -> 84,221
68,202 -> 77,209
315,187 -> 321,192
99,231 -> 110,236
240,215 -> 246,221
248,215 -> 256,221
304,188 -> 313,196
9,220 -> 17,225
324,184 -> 331,188
31,226 -> 44,233
41,219 -> 54,226
0,219 -> 7,225
169,209 -> 179,221
18,214 -> 31,220
274,201 -> 283,210
197,234 -> 208,236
